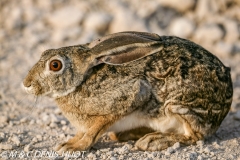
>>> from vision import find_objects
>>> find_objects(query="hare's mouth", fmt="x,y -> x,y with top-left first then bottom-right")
22,82 -> 43,96
22,83 -> 36,95
24,86 -> 34,94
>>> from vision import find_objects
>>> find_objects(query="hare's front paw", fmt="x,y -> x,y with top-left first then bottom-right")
135,132 -> 193,151
55,132 -> 88,154
55,141 -> 89,154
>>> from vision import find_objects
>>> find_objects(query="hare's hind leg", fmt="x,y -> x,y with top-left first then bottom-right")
135,104 -> 204,151
108,127 -> 154,142
135,132 -> 197,151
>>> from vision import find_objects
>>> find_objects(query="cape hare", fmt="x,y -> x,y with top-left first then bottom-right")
23,32 -> 233,152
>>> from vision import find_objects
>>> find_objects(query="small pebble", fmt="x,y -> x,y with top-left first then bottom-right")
59,133 -> 65,139
102,154 -> 107,159
197,155 -> 204,160
62,125 -> 68,131
29,120 -> 35,125
50,122 -> 57,128
32,137 -> 38,143
54,108 -> 62,115
9,121 -> 13,127
24,144 -> 33,152
165,147 -> 174,155
172,142 -> 181,150
36,134 -> 42,140
101,148 -> 111,152
50,114 -> 58,123
197,140 -> 204,146
233,110 -> 240,120
188,152 -> 197,159
0,116 -> 8,123
0,132 -> 5,138
110,157 -> 117,160
0,144 -> 13,150
203,147 -> 211,153
20,117 -> 28,123
11,135 -> 20,146
60,120 -> 67,125
107,151 -> 114,156
87,152 -> 96,159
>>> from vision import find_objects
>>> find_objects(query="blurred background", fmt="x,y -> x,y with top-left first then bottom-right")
1,0 -> 240,108
0,0 -> 240,158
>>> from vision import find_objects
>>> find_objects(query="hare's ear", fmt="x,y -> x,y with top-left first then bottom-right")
89,32 -> 164,65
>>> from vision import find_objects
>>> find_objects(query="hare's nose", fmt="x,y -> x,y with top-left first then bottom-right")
23,78 -> 32,88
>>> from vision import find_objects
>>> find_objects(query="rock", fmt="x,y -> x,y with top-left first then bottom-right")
49,122 -> 57,128
29,120 -> 35,125
50,114 -> 59,123
36,135 -> 42,141
20,117 -> 28,123
59,133 -> 65,139
234,110 -> 240,120
62,125 -> 68,131
0,133 -> 5,138
233,42 -> 240,54
197,155 -> 204,160
24,7 -> 41,22
194,23 -> 224,44
0,144 -> 13,150
11,135 -> 20,146
120,145 -> 130,154
108,1 -> 147,33
102,154 -> 107,159
214,41 -> 233,58
157,0 -> 195,12
51,27 -> 82,43
60,120 -> 67,125
188,152 -> 197,159
197,140 -> 204,146
42,114 -> 51,125
87,152 -> 96,159
172,142 -> 181,150
224,20 -> 239,43
195,0 -> 213,20
169,17 -> 195,38
0,116 -> 8,123
203,147 -> 211,153
4,8 -> 24,30
32,137 -> 38,143
165,147 -> 174,155
110,157 -> 117,160
84,12 -> 112,34
24,144 -> 33,152
54,108 -> 62,115
106,151 -> 114,156
47,6 -> 84,29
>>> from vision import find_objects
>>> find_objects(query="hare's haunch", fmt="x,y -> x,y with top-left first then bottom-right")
23,32 -> 233,152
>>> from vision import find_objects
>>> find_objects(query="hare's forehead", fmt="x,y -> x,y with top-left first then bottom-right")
40,49 -> 67,60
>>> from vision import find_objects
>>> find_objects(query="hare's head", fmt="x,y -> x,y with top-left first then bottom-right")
22,45 -> 94,98
23,32 -> 163,98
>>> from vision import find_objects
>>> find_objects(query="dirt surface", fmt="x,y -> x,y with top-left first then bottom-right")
0,0 -> 240,159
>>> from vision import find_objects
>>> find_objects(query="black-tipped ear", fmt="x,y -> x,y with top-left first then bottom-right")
89,32 -> 163,65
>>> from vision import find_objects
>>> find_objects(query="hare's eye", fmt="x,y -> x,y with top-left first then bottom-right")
49,60 -> 62,71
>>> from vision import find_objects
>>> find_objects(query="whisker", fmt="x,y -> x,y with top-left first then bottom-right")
33,96 -> 39,108
16,94 -> 29,106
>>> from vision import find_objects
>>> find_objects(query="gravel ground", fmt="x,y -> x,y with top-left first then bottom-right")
0,0 -> 240,159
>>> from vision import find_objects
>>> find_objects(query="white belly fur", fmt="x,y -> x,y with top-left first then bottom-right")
107,111 -> 186,135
